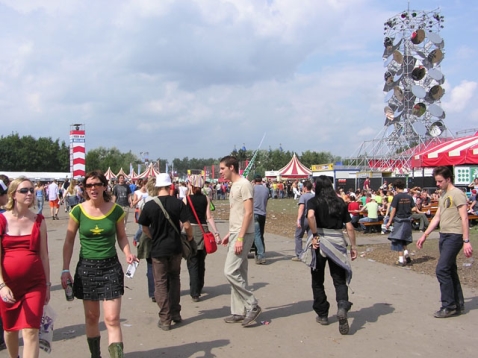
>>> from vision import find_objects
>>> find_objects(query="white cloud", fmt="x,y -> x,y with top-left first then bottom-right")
442,80 -> 477,113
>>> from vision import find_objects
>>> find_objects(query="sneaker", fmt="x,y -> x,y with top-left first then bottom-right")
316,315 -> 329,325
434,307 -> 457,318
192,296 -> 200,302
224,314 -> 245,323
291,257 -> 301,262
256,258 -> 266,265
157,320 -> 171,331
395,260 -> 406,267
151,297 -> 156,303
405,256 -> 412,264
242,305 -> 262,327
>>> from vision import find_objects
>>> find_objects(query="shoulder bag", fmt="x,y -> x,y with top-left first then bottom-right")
152,197 -> 197,260
186,196 -> 217,254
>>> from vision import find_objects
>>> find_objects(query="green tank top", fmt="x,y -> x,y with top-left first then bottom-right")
70,203 -> 125,259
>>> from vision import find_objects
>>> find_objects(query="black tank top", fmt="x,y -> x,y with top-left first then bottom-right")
186,194 -> 208,225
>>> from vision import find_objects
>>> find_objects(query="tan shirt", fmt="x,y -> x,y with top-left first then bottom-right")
228,177 -> 254,234
439,187 -> 466,234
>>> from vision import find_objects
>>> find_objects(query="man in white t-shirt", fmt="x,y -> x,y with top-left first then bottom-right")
48,179 -> 60,220
219,156 -> 261,327
178,182 -> 188,199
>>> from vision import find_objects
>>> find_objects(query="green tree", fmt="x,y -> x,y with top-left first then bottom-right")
0,133 -> 69,171
85,147 -> 140,174
299,150 -> 341,168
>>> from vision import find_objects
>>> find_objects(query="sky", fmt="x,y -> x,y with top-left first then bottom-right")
1,0 -> 477,165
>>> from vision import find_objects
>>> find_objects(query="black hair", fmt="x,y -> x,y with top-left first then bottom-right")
314,175 -> 344,218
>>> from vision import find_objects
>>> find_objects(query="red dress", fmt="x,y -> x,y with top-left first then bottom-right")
0,214 -> 46,330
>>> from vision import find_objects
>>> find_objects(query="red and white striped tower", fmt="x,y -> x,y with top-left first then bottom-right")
70,124 -> 86,178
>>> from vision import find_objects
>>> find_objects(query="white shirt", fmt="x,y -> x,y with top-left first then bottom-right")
48,182 -> 59,201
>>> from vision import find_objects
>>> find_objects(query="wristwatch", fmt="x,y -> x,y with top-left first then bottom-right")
463,239 -> 470,243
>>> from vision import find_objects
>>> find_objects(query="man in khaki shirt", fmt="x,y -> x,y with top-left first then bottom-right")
417,166 -> 473,318
219,156 -> 261,327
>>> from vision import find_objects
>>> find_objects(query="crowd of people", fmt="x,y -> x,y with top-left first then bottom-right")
0,164 -> 475,356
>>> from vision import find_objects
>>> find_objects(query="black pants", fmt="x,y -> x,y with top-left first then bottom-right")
311,251 -> 349,317
187,249 -> 207,298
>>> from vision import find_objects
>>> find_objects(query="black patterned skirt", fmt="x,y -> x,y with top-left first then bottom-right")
73,255 -> 124,301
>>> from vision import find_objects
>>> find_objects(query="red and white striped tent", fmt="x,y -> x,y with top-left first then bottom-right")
411,134 -> 478,168
138,163 -> 160,179
277,153 -> 312,178
116,168 -> 129,179
129,169 -> 138,180
104,167 -> 116,180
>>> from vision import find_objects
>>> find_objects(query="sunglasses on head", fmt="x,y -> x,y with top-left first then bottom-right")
17,187 -> 34,194
85,182 -> 104,188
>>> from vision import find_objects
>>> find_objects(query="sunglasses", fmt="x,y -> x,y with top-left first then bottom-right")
85,182 -> 104,188
17,187 -> 34,194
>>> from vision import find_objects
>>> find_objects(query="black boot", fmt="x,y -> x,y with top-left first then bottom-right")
108,342 -> 124,358
337,301 -> 353,335
87,336 -> 102,358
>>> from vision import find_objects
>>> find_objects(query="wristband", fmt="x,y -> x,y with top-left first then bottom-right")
0,282 -> 5,290
237,237 -> 244,242
464,239 -> 470,243
61,270 -> 70,274
312,233 -> 318,237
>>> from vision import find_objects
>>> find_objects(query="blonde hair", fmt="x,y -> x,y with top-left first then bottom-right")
67,179 -> 78,195
5,177 -> 35,210
146,177 -> 158,197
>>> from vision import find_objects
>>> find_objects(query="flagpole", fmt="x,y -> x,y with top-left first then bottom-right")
242,133 -> 266,179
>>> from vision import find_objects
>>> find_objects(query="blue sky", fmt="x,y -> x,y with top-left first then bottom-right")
0,0 -> 476,165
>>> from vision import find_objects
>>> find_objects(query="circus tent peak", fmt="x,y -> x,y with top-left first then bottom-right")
277,153 -> 312,178
116,168 -> 128,178
104,167 -> 116,180
138,163 -> 160,178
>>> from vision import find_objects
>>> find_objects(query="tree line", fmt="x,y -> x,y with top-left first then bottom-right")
0,134 -> 342,177
0,133 -> 69,172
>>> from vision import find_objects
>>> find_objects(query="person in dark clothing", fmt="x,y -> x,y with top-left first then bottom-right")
307,175 -> 357,335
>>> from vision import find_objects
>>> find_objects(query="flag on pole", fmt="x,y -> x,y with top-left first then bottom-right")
242,133 -> 266,179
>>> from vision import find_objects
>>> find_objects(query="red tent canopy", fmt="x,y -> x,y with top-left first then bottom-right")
104,167 -> 116,180
411,134 -> 478,168
138,163 -> 159,178
116,168 -> 129,179
277,153 -> 312,178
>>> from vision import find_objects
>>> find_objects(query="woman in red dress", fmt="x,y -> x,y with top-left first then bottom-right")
0,177 -> 50,358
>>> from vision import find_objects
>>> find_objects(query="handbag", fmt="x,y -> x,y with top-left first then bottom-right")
209,200 -> 216,212
187,196 -> 217,254
152,197 -> 197,260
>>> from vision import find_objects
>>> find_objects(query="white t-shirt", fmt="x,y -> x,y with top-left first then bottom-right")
48,182 -> 59,201
178,186 -> 188,199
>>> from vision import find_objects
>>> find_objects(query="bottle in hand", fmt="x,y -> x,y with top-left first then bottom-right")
65,279 -> 74,301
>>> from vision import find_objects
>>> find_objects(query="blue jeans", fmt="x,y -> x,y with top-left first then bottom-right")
436,233 -> 464,309
294,217 -> 310,257
36,197 -> 44,215
254,214 -> 266,259
359,217 -> 378,231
